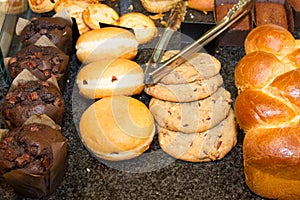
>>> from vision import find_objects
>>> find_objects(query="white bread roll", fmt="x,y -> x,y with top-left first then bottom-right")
76,58 -> 144,99
75,27 -> 138,63
79,96 -> 155,161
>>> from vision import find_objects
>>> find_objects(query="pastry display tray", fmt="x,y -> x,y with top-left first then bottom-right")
0,0 -> 298,199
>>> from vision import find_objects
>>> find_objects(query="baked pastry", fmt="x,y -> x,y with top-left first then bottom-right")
0,122 -> 67,198
2,80 -> 64,128
75,27 -> 138,63
244,24 -> 299,59
7,44 -> 69,82
79,96 -> 155,161
28,0 -> 57,13
82,3 -> 119,30
234,24 -> 300,199
1,0 -> 27,14
158,50 -> 221,84
149,87 -> 232,134
145,74 -> 223,102
159,109 -> 237,162
140,0 -> 180,13
117,12 -> 157,44
235,51 -> 293,94
19,17 -> 72,55
254,2 -> 289,30
54,0 -> 98,34
188,0 -> 213,12
76,58 -> 144,99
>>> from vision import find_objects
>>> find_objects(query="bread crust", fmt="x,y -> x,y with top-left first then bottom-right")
188,0 -> 213,12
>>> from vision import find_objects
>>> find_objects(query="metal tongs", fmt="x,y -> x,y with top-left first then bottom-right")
144,0 -> 254,84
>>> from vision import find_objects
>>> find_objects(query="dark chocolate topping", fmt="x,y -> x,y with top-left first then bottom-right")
2,80 -> 64,128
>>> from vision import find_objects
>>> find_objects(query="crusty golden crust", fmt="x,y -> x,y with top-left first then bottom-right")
140,0 -> 180,13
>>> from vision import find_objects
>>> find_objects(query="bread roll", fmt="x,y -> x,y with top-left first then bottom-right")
140,0 -> 180,13
75,27 -> 138,63
82,3 -> 119,30
244,24 -> 300,59
76,58 -> 144,99
117,12 -> 157,44
79,96 -> 155,161
235,24 -> 300,199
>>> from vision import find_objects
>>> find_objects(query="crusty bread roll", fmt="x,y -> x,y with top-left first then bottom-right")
76,58 -> 144,99
244,24 -> 300,59
140,0 -> 180,13
117,12 -> 157,44
235,24 -> 300,199
75,27 -> 138,63
188,0 -> 213,12
79,96 -> 155,161
82,3 -> 119,30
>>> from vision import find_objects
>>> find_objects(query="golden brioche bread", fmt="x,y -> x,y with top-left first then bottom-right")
244,24 -> 300,59
235,24 -> 300,199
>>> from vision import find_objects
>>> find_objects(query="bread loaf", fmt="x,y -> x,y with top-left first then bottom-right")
235,24 -> 300,199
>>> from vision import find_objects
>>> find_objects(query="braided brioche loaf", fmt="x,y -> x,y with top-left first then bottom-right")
234,24 -> 300,199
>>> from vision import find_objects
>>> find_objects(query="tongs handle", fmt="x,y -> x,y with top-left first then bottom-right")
145,0 -> 253,85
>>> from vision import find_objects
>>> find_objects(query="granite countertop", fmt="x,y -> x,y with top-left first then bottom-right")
0,0 -> 294,199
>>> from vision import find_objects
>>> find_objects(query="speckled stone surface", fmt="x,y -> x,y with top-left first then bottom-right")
2,1 -> 298,199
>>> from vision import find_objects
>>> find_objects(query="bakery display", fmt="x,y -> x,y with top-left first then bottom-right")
7,44 -> 69,83
19,17 -> 72,55
79,96 -> 155,161
82,3 -> 119,30
234,24 -> 300,199
0,120 -> 67,198
28,0 -> 57,13
2,0 -> 300,198
75,27 -> 138,63
76,58 -> 144,99
2,79 -> 64,128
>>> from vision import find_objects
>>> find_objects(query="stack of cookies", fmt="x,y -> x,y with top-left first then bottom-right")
145,50 -> 237,162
